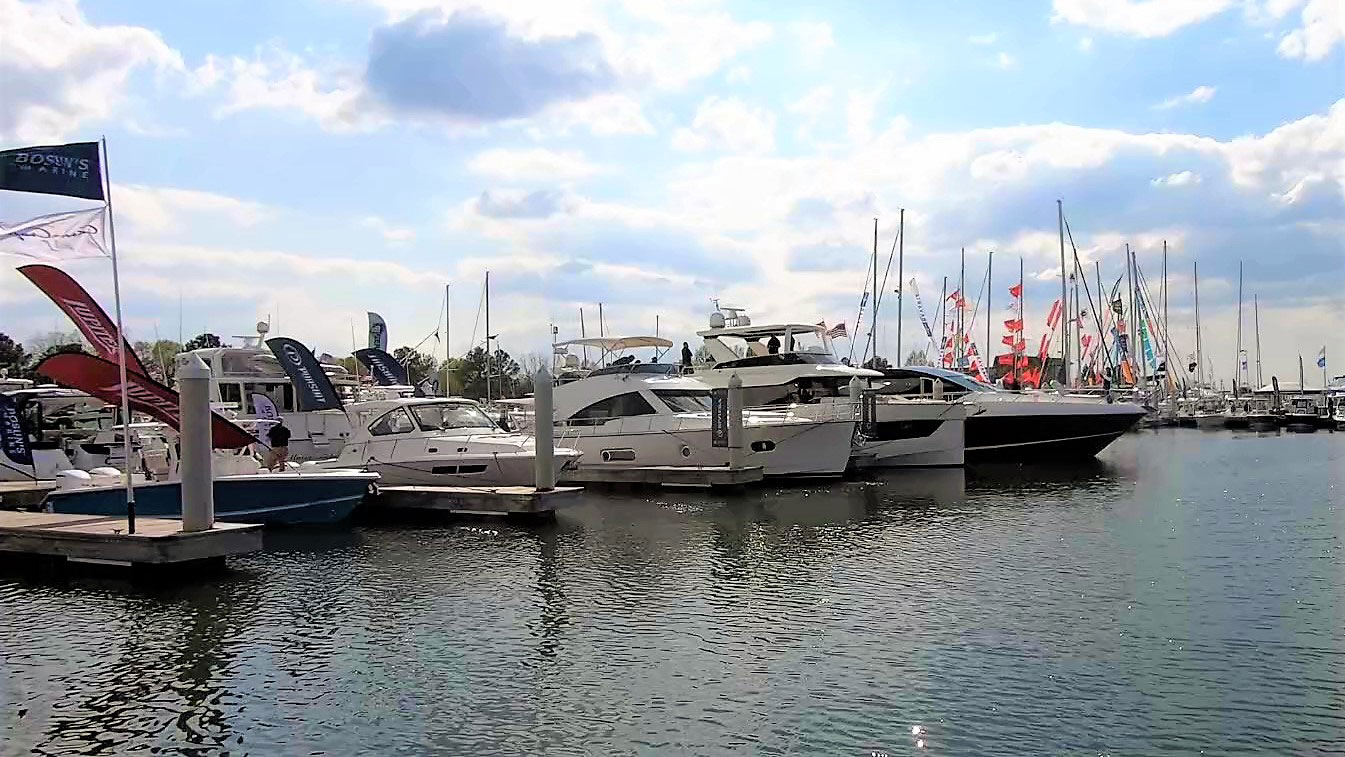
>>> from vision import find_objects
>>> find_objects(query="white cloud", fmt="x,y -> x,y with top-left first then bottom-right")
846,86 -> 886,144
726,65 -> 752,84
1276,0 -> 1344,61
114,184 -> 271,235
788,85 -> 834,138
543,93 -> 655,136
0,0 -> 184,142
195,48 -> 378,132
1152,170 -> 1203,186
995,52 -> 1018,69
968,32 -> 999,45
1051,0 -> 1234,37
360,216 -> 416,243
1154,85 -> 1217,109
672,97 -> 776,154
467,148 -> 602,182
790,21 -> 835,62
1078,36 -> 1095,51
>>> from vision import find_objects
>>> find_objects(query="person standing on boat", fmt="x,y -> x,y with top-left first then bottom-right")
767,334 -> 781,354
265,419 -> 292,471
681,341 -> 693,369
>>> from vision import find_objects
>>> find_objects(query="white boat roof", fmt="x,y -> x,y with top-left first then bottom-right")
697,323 -> 823,338
557,336 -> 672,350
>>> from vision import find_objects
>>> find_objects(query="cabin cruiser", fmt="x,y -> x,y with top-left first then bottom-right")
320,396 -> 581,486
533,352 -> 856,477
875,366 -> 1145,461
176,330 -> 359,460
689,311 -> 964,467
0,386 -> 114,481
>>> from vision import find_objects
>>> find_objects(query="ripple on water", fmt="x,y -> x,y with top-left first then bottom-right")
1,432 -> 1342,754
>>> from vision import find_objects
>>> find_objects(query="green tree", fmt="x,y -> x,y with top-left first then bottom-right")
0,333 -> 27,377
28,337 -> 87,380
458,347 -> 522,399
134,339 -> 184,378
904,349 -> 933,366
392,346 -> 439,386
184,332 -> 223,351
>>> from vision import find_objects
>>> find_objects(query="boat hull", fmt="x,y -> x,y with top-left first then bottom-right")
1194,413 -> 1227,429
44,472 -> 375,525
961,400 -> 1145,462
361,452 -> 579,487
854,400 -> 965,468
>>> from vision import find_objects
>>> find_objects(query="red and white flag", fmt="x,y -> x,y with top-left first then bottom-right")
1046,299 -> 1063,330
825,322 -> 848,340
17,264 -> 148,376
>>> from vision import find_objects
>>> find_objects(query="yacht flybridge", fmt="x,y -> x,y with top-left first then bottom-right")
690,309 -> 965,467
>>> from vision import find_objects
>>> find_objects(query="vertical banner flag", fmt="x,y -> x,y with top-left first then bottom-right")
0,142 -> 105,200
910,279 -> 935,341
267,337 -> 344,411
17,264 -> 148,376
0,393 -> 35,475
0,207 -> 108,260
1318,347 -> 1327,369
34,352 -> 255,448
367,312 -> 388,351
355,347 -> 410,386
251,393 -> 280,420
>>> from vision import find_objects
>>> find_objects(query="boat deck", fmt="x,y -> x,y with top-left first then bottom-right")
0,481 -> 58,508
0,511 -> 262,569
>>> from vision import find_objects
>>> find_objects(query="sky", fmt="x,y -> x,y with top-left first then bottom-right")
1,0 -> 1342,386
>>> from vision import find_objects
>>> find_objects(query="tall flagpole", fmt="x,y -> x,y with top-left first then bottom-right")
101,137 -> 136,534
444,283 -> 451,396
987,250 -> 993,380
1057,199 -> 1069,387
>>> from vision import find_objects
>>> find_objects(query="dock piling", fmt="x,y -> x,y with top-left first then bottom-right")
728,373 -> 744,469
533,367 -> 556,491
178,353 -> 214,532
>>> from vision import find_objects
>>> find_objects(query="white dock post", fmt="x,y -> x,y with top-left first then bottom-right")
533,368 -> 556,491
178,353 -> 215,532
848,375 -> 863,415
728,373 -> 745,469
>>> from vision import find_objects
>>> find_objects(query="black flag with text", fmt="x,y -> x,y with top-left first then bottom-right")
266,338 -> 344,411
354,348 -> 409,386
0,143 -> 104,201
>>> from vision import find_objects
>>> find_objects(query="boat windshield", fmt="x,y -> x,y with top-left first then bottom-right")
409,402 -> 498,431
652,389 -> 714,413
883,367 -> 999,393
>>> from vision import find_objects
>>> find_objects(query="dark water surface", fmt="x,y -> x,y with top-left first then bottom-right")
2,430 -> 1342,755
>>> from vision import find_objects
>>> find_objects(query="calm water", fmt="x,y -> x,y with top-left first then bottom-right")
2,430 -> 1342,756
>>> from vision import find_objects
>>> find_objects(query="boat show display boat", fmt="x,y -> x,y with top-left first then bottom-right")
874,367 -> 1145,462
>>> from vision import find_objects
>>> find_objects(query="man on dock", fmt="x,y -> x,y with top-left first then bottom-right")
264,419 -> 292,471
681,341 -> 693,369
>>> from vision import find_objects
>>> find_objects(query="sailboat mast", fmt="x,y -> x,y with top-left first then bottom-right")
484,271 -> 491,402
896,209 -> 905,366
579,306 -> 588,366
1162,240 -> 1168,391
451,281 -> 457,395
1095,260 -> 1105,382
1194,261 -> 1203,390
987,250 -> 993,381
939,277 -> 947,366
959,246 -> 966,373
1057,199 -> 1069,387
1234,261 -> 1243,397
1254,294 -> 1263,388
1018,257 -> 1024,387
1125,243 -> 1133,385
598,302 -> 606,366
872,217 -> 879,364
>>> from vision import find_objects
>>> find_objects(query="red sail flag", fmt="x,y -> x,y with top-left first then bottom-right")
1008,283 -> 1022,298
35,352 -> 254,449
1045,299 -> 1063,330
18,264 -> 148,376
1003,318 -> 1023,332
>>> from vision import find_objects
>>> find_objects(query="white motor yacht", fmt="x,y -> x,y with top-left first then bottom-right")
321,397 -> 581,486
535,355 -> 855,478
689,311 -> 964,467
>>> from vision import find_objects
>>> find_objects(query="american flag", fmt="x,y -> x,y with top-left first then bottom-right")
825,322 -> 848,340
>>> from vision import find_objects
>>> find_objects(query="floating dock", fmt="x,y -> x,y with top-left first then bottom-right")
561,465 -> 764,489
376,485 -> 582,518
0,511 -> 262,570
0,481 -> 58,509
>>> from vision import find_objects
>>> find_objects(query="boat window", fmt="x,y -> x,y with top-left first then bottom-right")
410,402 -> 498,431
219,383 -> 242,406
572,392 -> 657,420
369,407 -> 417,436
653,390 -> 713,413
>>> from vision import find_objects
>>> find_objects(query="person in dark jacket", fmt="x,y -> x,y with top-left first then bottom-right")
681,341 -> 693,368
264,419 -> 292,471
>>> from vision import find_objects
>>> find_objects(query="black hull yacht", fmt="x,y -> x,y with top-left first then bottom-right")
875,367 -> 1146,462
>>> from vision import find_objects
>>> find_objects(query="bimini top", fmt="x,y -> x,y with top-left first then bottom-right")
696,323 -> 823,339
556,336 -> 672,351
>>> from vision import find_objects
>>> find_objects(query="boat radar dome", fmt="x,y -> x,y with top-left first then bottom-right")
256,321 -> 270,336
709,312 -> 725,328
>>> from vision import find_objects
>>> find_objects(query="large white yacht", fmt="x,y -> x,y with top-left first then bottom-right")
538,351 -> 856,478
321,396 -> 582,486
689,310 -> 965,467
874,367 -> 1146,461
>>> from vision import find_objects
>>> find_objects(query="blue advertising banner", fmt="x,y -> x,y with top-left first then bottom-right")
0,142 -> 104,201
